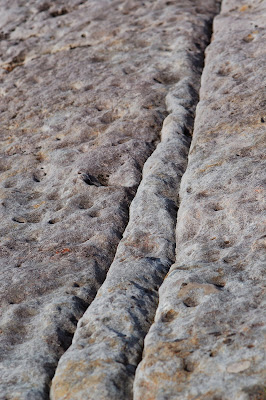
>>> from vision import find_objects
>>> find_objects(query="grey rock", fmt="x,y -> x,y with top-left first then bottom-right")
1,0 -> 265,399
134,1 -> 266,399
0,0 -> 215,398
50,2 -> 221,399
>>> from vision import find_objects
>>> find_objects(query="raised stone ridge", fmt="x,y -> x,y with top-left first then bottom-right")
0,0 -> 265,399
50,1 -> 221,398
134,0 -> 266,399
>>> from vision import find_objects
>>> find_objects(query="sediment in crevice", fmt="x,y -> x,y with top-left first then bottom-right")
133,1 -> 266,399
50,2 -> 222,399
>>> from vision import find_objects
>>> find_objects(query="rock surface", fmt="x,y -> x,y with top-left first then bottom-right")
50,1 -> 222,398
134,1 -> 266,399
0,0 -> 216,398
1,0 -> 265,399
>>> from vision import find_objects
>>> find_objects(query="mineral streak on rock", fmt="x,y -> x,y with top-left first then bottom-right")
134,1 -> 266,399
0,0 -> 218,398
50,1 -> 222,399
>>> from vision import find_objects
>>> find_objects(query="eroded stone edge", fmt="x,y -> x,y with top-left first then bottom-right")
50,5 -> 222,399
133,1 -> 266,399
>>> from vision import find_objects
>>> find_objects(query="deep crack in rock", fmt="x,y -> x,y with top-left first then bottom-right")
1,1 -> 265,400
133,1 -> 266,399
50,1 -> 222,399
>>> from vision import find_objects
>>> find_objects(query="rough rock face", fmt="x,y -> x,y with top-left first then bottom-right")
1,0 -> 265,400
134,1 -> 266,399
50,1 -> 223,399
0,0 -> 218,398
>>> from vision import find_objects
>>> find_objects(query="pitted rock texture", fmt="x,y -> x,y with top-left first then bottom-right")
134,1 -> 266,399
1,0 -> 265,399
0,1 -> 217,398
50,2 -> 222,399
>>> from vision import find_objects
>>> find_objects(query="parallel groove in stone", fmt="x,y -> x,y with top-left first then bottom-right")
133,1 -> 266,399
0,1 -> 215,398
50,2 -> 221,399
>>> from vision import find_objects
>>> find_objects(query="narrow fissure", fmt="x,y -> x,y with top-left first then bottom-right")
50,3 -> 222,399
133,1 -> 266,398
130,6 -> 223,391
0,2 -> 186,398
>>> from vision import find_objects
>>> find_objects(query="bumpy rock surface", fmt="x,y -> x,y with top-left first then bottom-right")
0,0 -> 217,398
1,0 -> 265,399
134,1 -> 266,399
50,1 -> 222,399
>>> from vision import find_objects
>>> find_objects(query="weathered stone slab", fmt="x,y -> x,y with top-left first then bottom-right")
50,2 -> 221,399
0,1 -> 217,398
134,1 -> 266,399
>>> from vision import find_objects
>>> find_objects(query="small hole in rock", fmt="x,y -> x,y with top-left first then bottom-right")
88,211 -> 99,218
33,175 -> 41,183
183,297 -> 198,307
214,282 -> 225,289
183,360 -> 194,372
50,8 -> 68,17
81,173 -> 102,187
48,218 -> 59,224
12,216 -> 26,223
213,205 -> 223,211
161,310 -> 177,323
